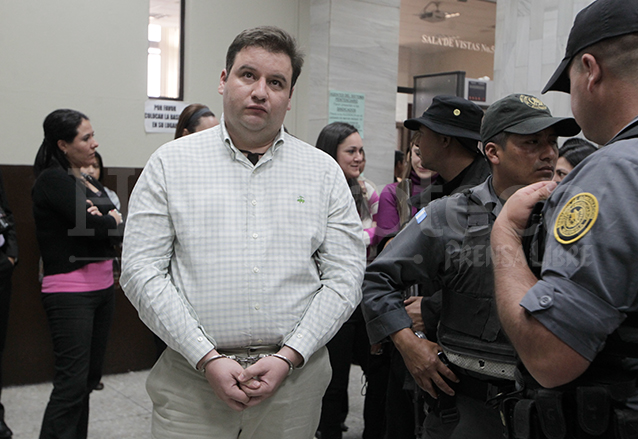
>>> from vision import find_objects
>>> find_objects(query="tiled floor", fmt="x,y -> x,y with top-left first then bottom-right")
3,366 -> 366,439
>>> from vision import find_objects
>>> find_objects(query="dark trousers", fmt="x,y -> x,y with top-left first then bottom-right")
385,345 -> 424,439
39,287 -> 115,439
318,306 -> 390,439
0,255 -> 14,421
422,393 -> 504,439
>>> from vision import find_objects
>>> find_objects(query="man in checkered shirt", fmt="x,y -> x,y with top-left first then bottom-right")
121,26 -> 366,439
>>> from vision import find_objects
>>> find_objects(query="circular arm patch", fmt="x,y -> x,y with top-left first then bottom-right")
553,192 -> 599,244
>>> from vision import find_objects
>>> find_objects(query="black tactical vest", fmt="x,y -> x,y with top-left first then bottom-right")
436,189 -> 518,377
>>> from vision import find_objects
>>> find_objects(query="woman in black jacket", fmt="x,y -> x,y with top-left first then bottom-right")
33,109 -> 123,439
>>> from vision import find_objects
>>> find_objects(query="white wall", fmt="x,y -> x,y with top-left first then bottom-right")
0,0 -> 310,167
493,0 -> 594,118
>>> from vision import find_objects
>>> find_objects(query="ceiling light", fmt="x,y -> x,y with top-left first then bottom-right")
419,2 -> 461,23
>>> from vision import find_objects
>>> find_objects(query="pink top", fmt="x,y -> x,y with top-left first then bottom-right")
42,260 -> 114,293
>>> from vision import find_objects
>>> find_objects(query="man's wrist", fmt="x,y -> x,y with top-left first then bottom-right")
196,349 -> 219,371
278,346 -> 303,369
390,327 -> 419,351
267,353 -> 295,376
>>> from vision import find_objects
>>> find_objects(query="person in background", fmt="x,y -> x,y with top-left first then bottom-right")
122,26 -> 365,439
316,122 -> 378,251
81,151 -> 120,210
375,132 -> 436,249
33,109 -> 123,439
0,169 -> 17,439
552,137 -> 597,182
174,104 -> 219,139
315,121 -> 387,439
406,95 -> 490,211
81,151 -> 124,393
394,150 -> 406,183
358,149 -> 379,214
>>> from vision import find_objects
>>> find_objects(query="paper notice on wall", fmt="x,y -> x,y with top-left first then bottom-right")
144,100 -> 189,134
328,91 -> 365,138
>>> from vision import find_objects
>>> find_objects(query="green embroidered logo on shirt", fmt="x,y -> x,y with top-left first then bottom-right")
297,196 -> 305,203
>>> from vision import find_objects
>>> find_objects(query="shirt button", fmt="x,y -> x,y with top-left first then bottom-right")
539,295 -> 553,308
254,303 -> 260,310
257,339 -> 263,344
252,233 -> 258,239
197,336 -> 203,342
296,334 -> 303,339
253,267 -> 259,273
251,199 -> 257,206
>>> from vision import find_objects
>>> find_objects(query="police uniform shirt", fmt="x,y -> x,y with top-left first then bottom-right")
362,177 -> 500,344
520,117 -> 638,362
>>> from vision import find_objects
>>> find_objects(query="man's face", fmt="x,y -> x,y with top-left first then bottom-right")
492,127 -> 559,191
218,46 -> 293,145
416,126 -> 444,172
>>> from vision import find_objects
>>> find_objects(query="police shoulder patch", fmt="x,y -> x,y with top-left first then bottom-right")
553,192 -> 599,244
415,208 -> 427,224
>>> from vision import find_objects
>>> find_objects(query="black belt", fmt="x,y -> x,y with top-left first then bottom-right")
453,367 -> 515,403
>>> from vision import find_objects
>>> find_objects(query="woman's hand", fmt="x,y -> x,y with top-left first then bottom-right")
86,200 -> 102,216
108,209 -> 123,225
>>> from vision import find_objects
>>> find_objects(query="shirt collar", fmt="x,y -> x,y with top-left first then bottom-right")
219,113 -> 286,163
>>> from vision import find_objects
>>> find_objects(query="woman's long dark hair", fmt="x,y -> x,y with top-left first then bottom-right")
34,109 -> 88,177
92,151 -> 105,183
559,137 -> 598,168
315,122 -> 369,220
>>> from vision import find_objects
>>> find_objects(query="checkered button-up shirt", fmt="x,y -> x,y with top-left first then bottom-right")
121,117 -> 366,368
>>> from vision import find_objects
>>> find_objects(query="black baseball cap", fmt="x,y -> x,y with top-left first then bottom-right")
542,0 -> 638,94
481,94 -> 580,144
404,95 -> 483,141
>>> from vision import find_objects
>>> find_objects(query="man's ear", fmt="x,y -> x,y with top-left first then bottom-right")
218,69 -> 228,95
484,141 -> 500,166
580,53 -> 602,93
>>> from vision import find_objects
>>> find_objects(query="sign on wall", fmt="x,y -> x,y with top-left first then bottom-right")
144,100 -> 189,134
328,91 -> 365,138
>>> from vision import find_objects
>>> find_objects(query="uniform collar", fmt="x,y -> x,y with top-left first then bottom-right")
607,115 -> 638,145
467,176 -> 502,217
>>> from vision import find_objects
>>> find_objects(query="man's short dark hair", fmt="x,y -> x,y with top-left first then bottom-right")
573,32 -> 638,83
486,132 -> 510,150
226,26 -> 305,90
483,132 -> 510,170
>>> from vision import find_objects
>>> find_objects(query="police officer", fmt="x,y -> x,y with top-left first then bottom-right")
362,94 -> 579,439
405,95 -> 490,210
382,95 -> 490,439
492,1 -> 638,437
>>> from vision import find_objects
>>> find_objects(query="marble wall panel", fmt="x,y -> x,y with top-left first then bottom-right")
308,0 -> 399,185
494,0 -> 592,117
515,15 -> 530,68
